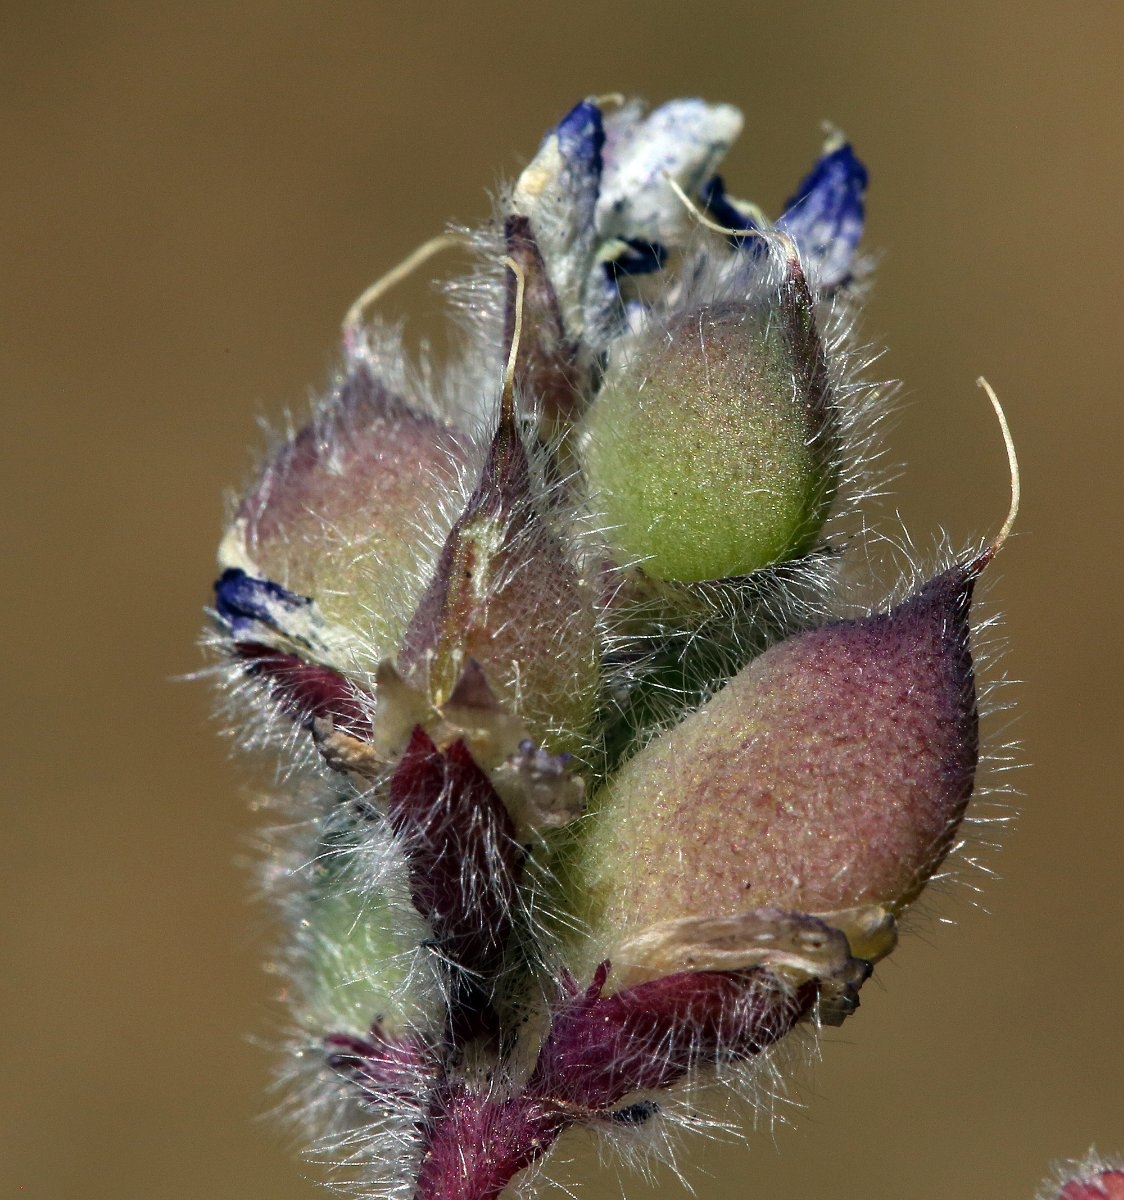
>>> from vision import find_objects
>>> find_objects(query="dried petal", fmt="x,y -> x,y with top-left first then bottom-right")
213,567 -> 312,638
614,907 -> 861,987
512,97 -> 605,338
596,99 -> 744,246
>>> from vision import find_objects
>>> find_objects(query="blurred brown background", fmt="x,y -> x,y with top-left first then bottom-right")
3,3 -> 1121,1197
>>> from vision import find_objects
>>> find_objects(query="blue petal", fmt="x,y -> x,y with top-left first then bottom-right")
699,175 -> 760,235
603,238 -> 668,282
554,99 -> 606,197
777,140 -> 868,289
214,568 -> 312,636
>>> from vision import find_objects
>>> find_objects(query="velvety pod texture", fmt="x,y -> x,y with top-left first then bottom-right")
207,96 -> 1013,1200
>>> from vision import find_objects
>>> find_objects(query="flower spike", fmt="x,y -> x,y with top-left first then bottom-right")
205,95 -> 1021,1200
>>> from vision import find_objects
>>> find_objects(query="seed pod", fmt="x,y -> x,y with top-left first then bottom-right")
398,371 -> 599,757
225,362 -> 472,662
300,864 -> 440,1041
572,561 -> 982,969
578,249 -> 836,583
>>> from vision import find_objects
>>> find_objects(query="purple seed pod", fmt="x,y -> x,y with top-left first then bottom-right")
221,358 -> 475,673
571,559 -> 982,977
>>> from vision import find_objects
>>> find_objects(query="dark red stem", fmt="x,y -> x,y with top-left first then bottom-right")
410,963 -> 816,1200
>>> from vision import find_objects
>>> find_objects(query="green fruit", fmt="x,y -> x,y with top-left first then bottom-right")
302,880 -> 439,1038
580,302 -> 835,582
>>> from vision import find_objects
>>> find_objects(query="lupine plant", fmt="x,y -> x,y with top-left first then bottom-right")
206,96 -> 1030,1200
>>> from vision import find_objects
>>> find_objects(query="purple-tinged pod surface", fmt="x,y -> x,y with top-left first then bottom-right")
572,562 -> 982,969
222,362 -> 473,666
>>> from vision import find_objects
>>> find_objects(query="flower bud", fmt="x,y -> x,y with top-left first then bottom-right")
571,561 -> 981,970
578,257 -> 836,583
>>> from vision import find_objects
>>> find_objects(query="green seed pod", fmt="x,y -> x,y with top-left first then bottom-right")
578,253 -> 836,583
299,866 -> 441,1040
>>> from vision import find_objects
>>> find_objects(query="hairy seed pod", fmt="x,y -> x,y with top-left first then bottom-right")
571,561 -> 981,972
223,362 -> 473,664
579,253 -> 836,583
301,872 -> 438,1040
399,379 -> 600,756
